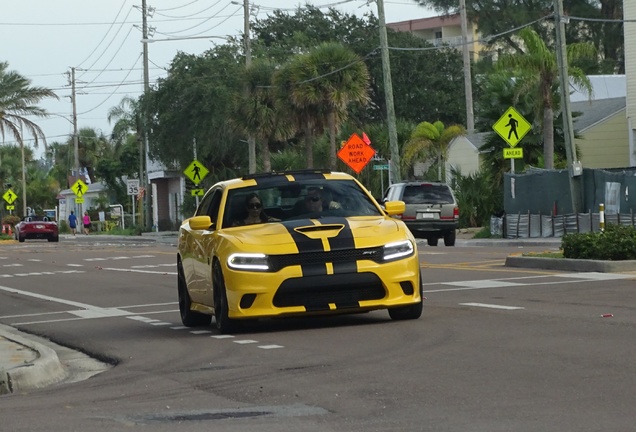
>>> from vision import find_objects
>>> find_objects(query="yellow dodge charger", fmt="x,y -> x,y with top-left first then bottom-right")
177,169 -> 422,333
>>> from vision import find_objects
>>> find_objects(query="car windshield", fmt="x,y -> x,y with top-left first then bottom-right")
23,216 -> 52,222
223,179 -> 382,227
402,184 -> 454,204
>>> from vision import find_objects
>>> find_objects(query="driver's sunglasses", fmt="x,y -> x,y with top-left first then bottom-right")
247,202 -> 262,209
306,196 -> 321,202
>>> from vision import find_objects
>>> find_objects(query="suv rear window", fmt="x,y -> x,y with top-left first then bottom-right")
402,184 -> 454,204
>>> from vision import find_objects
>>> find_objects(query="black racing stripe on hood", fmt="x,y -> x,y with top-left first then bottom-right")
281,219 -> 327,276
321,217 -> 357,274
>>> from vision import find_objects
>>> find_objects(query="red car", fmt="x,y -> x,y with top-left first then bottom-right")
14,215 -> 59,242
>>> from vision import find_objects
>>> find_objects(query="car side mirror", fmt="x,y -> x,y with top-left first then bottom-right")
384,201 -> 405,216
189,215 -> 214,231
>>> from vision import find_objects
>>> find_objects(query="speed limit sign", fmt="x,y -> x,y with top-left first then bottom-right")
127,179 -> 140,196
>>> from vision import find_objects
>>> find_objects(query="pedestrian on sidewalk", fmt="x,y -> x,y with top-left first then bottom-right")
83,211 -> 91,235
68,211 -> 77,236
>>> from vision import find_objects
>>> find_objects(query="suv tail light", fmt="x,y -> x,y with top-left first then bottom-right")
454,207 -> 459,220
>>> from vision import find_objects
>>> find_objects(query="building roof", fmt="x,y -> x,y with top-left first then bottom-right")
571,97 -> 626,132
387,13 -> 461,32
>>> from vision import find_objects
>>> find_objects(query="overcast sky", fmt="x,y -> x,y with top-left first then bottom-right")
2,0 -> 434,157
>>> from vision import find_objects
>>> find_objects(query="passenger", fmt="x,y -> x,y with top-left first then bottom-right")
234,193 -> 278,226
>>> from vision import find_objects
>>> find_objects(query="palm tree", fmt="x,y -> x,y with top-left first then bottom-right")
495,28 -> 595,169
402,120 -> 465,181
274,56 -> 325,169
303,42 -> 370,169
275,43 -> 370,170
231,60 -> 295,172
0,61 -> 58,215
0,62 -> 58,151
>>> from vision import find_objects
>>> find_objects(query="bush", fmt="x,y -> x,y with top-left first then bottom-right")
2,215 -> 20,226
562,224 -> 636,260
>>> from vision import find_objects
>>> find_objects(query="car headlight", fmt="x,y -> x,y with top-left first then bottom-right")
383,240 -> 414,261
227,253 -> 270,271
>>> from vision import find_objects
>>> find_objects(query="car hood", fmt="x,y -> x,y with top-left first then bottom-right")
225,216 -> 406,250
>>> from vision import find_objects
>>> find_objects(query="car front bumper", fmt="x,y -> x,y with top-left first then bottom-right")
222,256 -> 421,319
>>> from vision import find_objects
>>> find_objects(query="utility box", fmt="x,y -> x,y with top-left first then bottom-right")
571,161 -> 583,177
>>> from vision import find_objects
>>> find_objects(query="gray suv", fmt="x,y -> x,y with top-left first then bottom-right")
384,182 -> 459,246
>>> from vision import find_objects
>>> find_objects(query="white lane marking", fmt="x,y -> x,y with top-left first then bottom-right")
67,264 -> 84,267
211,335 -> 234,339
444,280 -> 525,289
102,268 -> 177,275
424,273 -> 635,293
2,263 -> 23,267
459,303 -> 525,310
130,264 -> 175,269
117,302 -> 177,309
69,308 -> 133,319
27,259 -> 42,262
258,345 -> 284,349
150,322 -> 173,326
0,285 -> 132,320
190,330 -> 212,335
84,255 -> 155,262
233,340 -> 258,344
127,316 -> 155,322
554,272 -> 633,280
170,326 -> 188,330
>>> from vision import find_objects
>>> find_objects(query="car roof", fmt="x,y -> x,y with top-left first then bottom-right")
216,169 -> 356,191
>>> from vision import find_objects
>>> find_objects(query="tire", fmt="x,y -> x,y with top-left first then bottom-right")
18,236 -> 25,243
427,237 -> 438,246
213,262 -> 238,334
389,272 -> 423,321
444,229 -> 456,246
48,236 -> 59,242
178,259 -> 212,327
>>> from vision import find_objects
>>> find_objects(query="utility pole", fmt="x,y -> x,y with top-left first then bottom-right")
244,0 -> 256,173
142,0 -> 151,228
459,0 -> 474,133
554,0 -> 582,213
376,0 -> 401,184
71,67 -> 80,175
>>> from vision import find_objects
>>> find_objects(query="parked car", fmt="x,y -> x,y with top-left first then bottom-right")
177,169 -> 423,333
384,181 -> 459,246
14,215 -> 59,242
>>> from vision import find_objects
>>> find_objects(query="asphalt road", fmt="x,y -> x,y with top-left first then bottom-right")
1,239 -> 635,431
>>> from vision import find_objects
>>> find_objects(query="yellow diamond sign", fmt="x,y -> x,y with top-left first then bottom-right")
184,160 -> 209,186
71,179 -> 88,197
3,189 -> 17,205
492,106 -> 532,147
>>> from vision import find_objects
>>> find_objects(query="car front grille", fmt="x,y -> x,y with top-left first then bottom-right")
273,273 -> 386,311
268,247 -> 384,272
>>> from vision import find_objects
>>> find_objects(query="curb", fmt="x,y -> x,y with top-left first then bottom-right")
0,326 -> 66,395
505,256 -> 636,272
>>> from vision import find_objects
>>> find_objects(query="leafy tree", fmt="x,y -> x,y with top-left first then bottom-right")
412,0 -> 623,73
252,6 -> 466,126
402,120 -> 465,181
141,46 -> 247,182
495,27 -> 594,169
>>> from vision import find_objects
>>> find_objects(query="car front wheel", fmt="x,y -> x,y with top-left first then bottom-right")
178,259 -> 212,327
213,262 -> 238,334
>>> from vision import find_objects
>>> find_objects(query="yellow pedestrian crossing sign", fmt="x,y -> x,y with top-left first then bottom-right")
3,189 -> 17,205
191,189 -> 205,197
71,179 -> 88,197
492,106 -> 532,147
184,160 -> 209,186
